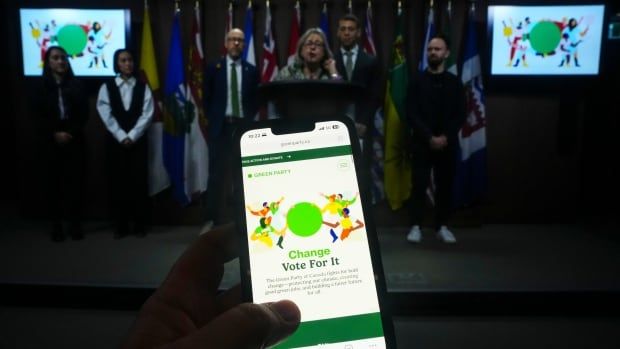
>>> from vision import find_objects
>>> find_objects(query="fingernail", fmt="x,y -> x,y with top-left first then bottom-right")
269,300 -> 300,323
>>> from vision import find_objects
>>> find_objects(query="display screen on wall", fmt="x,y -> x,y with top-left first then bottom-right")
488,5 -> 605,75
19,8 -> 130,77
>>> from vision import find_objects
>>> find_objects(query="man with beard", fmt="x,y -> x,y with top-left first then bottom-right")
204,28 -> 259,224
406,34 -> 466,244
334,14 -> 380,151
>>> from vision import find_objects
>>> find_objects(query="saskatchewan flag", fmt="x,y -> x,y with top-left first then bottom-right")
383,5 -> 411,210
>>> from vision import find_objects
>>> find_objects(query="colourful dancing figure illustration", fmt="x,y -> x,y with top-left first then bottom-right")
320,192 -> 358,217
30,20 -> 58,67
323,208 -> 365,242
247,197 -> 284,218
87,22 -> 111,68
250,216 -> 287,248
504,18 -> 530,67
558,17 -> 588,67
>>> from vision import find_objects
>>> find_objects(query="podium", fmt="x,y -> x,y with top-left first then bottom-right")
258,80 -> 364,119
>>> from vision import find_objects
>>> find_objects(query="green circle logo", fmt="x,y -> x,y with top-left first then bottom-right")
529,21 -> 561,55
286,202 -> 322,237
57,24 -> 88,56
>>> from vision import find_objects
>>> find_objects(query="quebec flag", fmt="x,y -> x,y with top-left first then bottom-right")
453,7 -> 487,208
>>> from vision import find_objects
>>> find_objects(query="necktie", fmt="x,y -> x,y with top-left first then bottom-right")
230,62 -> 240,117
345,51 -> 354,81
58,86 -> 67,120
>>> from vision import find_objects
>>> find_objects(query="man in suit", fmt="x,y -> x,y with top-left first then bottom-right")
334,14 -> 380,191
204,28 -> 259,224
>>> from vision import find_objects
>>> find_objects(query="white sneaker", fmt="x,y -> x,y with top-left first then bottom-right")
407,225 -> 422,243
437,226 -> 456,243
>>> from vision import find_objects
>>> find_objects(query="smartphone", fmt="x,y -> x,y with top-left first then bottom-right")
234,116 -> 395,348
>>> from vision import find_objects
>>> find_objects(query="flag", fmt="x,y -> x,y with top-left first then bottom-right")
420,1 -> 437,205
185,1 -> 209,201
442,1 -> 458,75
363,1 -> 384,203
453,5 -> 487,208
287,1 -> 301,66
261,1 -> 278,83
362,1 -> 376,55
163,10 -> 191,206
141,2 -> 169,196
242,2 -> 255,65
320,2 -> 330,48
222,2 -> 233,55
383,5 -> 411,210
419,3 -> 435,71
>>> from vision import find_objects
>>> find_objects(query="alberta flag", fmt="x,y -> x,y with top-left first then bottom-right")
453,7 -> 487,208
163,11 -> 192,206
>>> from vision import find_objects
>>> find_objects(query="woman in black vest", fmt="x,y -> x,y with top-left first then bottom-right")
96,48 -> 154,238
37,46 -> 88,242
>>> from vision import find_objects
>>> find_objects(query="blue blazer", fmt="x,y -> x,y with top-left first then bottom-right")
204,57 -> 259,140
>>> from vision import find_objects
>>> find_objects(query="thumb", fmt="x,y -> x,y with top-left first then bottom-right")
168,300 -> 300,349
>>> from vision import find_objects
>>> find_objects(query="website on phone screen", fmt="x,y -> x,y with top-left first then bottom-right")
240,121 -> 386,348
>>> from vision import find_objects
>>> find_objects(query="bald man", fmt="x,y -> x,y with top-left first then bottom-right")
204,28 -> 259,224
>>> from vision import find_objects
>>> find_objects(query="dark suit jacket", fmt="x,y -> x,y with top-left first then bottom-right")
204,57 -> 259,140
334,47 -> 380,129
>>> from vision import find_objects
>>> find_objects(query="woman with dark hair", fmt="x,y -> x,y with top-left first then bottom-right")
276,28 -> 341,80
96,48 -> 154,238
36,46 -> 88,242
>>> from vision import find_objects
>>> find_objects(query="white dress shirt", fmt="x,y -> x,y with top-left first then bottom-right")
225,55 -> 244,118
96,76 -> 154,143
341,44 -> 360,77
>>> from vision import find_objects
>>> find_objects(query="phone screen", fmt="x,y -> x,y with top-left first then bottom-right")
239,120 -> 388,348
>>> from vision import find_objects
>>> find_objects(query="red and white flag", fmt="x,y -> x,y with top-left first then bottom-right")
363,0 -> 376,55
185,1 -> 209,199
286,1 -> 301,66
261,2 -> 278,83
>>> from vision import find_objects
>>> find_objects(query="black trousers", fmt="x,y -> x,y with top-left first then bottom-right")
410,146 -> 456,230
47,141 -> 84,225
107,136 -> 149,227
207,119 -> 245,224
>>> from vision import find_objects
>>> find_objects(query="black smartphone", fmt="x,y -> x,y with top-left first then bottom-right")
233,116 -> 395,348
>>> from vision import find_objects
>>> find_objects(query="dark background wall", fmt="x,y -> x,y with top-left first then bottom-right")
2,0 -> 618,224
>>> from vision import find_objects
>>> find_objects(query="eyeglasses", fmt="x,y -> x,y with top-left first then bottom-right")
303,41 -> 324,48
227,37 -> 244,43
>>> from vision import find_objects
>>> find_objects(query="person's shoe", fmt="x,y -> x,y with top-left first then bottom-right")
437,226 -> 457,243
69,223 -> 84,241
406,225 -> 422,243
51,223 -> 65,242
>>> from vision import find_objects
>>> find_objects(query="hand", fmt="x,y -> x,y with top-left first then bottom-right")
53,132 -> 72,144
429,136 -> 447,150
323,58 -> 338,75
121,223 -> 301,349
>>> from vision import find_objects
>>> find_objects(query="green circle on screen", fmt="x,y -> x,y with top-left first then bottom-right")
529,21 -> 561,54
287,202 -> 322,237
57,25 -> 87,56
